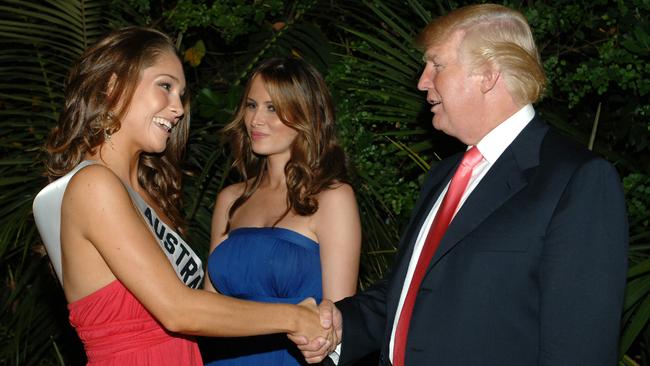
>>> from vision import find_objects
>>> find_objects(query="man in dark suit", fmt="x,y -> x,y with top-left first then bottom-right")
291,3 -> 628,366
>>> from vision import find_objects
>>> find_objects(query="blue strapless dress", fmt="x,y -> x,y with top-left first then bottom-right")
203,227 -> 322,366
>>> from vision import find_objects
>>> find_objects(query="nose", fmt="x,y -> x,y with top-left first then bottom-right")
249,110 -> 263,127
417,64 -> 433,91
170,95 -> 184,118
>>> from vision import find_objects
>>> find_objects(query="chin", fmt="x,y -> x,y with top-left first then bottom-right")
251,149 -> 270,156
432,119 -> 445,132
149,144 -> 168,154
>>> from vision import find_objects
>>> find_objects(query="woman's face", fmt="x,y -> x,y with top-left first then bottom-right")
244,75 -> 298,159
119,50 -> 186,154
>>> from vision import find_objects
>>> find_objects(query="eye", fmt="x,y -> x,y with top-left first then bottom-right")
246,101 -> 256,110
267,104 -> 276,113
159,82 -> 172,91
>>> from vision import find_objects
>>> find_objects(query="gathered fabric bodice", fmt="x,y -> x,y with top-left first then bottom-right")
68,279 -> 201,365
203,227 -> 322,366
209,227 -> 322,304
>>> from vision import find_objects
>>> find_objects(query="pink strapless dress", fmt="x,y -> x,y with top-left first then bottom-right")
68,280 -> 203,365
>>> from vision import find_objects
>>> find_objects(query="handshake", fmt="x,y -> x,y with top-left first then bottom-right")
290,298 -> 343,364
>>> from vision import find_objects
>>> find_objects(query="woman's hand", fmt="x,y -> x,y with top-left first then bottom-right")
289,297 -> 338,359
290,299 -> 343,363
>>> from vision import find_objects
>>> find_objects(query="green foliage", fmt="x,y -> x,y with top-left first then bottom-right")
625,173 -> 650,231
621,172 -> 650,361
328,57 -> 423,218
163,0 -> 285,42
524,0 -> 650,165
1,0 -> 649,364
0,0 -> 124,363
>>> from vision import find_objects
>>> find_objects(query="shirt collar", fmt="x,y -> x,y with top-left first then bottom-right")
473,104 -> 535,164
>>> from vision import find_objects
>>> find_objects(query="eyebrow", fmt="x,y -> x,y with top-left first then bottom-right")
161,73 -> 181,82
246,97 -> 273,104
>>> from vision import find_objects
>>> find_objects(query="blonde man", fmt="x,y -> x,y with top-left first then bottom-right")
294,4 -> 628,366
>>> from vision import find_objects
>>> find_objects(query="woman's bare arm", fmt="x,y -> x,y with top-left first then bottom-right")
62,165 -> 329,340
315,183 -> 362,302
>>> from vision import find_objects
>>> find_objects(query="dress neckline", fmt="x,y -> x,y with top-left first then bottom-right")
67,279 -> 121,310
229,227 -> 319,246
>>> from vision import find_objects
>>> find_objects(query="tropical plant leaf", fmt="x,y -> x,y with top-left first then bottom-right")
0,0 -> 126,363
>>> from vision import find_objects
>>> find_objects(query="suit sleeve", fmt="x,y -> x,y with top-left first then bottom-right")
335,277 -> 389,366
539,157 -> 628,365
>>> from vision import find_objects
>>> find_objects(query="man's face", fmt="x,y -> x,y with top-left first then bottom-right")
417,31 -> 486,145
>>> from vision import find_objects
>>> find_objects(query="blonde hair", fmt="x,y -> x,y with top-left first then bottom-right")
417,4 -> 546,104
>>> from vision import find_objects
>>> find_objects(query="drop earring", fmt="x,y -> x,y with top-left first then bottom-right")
104,128 -> 113,146
101,112 -> 115,148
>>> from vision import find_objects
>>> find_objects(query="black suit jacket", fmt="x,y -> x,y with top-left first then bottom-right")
336,116 -> 628,365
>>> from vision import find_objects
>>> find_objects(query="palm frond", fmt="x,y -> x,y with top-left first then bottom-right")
0,0 -> 124,363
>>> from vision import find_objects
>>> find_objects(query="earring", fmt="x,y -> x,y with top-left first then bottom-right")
100,112 -> 115,148
104,128 -> 113,144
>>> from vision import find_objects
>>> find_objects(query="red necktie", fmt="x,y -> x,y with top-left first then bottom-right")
393,146 -> 483,366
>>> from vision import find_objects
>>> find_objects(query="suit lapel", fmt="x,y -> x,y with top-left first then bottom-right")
395,157 -> 460,266
385,155 -> 461,326
428,116 -> 548,267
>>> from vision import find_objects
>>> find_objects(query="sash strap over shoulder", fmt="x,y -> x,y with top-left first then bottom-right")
33,160 -> 96,284
32,160 -> 204,288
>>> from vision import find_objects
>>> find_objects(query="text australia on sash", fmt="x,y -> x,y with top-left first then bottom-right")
143,206 -> 203,289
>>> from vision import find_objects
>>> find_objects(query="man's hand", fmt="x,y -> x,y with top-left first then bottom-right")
288,299 -> 343,364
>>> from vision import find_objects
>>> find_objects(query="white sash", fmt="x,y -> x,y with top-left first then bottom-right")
124,185 -> 204,288
33,161 -> 204,288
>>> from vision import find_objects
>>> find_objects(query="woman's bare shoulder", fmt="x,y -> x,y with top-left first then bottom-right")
317,182 -> 356,204
65,164 -> 126,199
215,182 -> 246,207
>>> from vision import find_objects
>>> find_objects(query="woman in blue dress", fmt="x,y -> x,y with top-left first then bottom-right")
203,58 -> 362,365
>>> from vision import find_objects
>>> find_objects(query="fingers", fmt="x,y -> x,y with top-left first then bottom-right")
290,297 -> 343,363
298,297 -> 318,308
297,337 -> 330,364
287,333 -> 309,346
318,299 -> 335,328
318,299 -> 343,345
291,298 -> 331,346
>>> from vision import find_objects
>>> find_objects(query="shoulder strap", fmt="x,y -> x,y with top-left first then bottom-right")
33,161 -> 205,289
33,160 -> 97,285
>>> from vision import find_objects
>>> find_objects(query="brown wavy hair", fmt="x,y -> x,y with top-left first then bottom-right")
223,57 -> 348,231
45,26 -> 190,233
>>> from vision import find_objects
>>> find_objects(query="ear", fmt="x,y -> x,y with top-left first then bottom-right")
479,66 -> 500,94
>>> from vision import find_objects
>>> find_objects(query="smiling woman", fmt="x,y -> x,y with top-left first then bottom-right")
32,27 -> 335,366
118,51 -> 185,153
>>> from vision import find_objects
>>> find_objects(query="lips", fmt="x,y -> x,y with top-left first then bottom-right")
153,116 -> 173,133
250,131 -> 267,141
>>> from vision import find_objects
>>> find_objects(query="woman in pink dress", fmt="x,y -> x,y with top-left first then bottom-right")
32,27 -> 335,366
